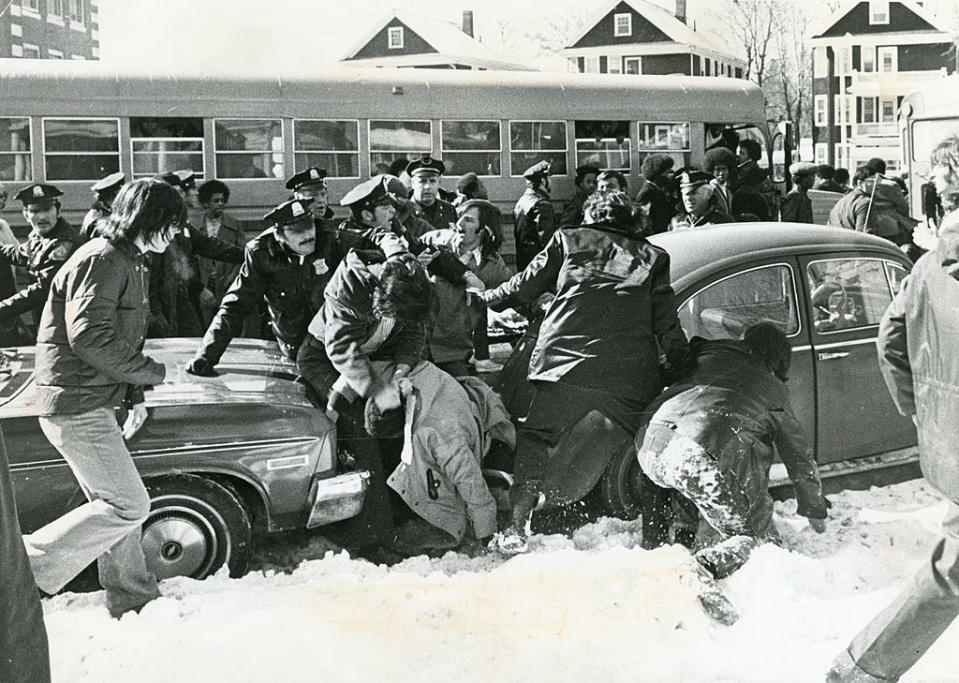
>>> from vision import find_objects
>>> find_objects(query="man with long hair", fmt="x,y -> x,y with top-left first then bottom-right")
23,179 -> 182,618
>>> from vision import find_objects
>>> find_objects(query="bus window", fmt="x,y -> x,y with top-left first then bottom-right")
574,120 -> 630,171
440,120 -> 501,177
43,117 -> 119,181
0,117 -> 32,182
509,121 -> 567,176
130,117 -> 204,179
912,119 -> 959,164
214,119 -> 283,180
735,126 -> 770,169
369,120 -> 432,170
294,120 -> 359,179
637,121 -> 689,171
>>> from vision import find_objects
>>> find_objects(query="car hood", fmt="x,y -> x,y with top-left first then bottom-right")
0,338 -> 312,418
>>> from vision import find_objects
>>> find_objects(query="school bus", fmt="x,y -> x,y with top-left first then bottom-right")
0,59 -> 782,234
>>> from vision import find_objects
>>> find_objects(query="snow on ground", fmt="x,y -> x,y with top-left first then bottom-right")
44,478 -> 959,683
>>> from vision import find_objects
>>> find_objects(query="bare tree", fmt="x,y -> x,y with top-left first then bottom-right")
771,3 -> 813,143
726,0 -> 778,87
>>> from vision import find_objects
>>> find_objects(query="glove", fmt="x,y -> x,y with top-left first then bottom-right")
185,358 -> 218,377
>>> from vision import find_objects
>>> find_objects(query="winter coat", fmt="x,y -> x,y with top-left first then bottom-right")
196,211 -> 246,303
780,187 -> 814,224
309,250 -> 426,399
409,197 -> 457,232
815,179 -> 847,194
196,226 -> 335,365
513,187 -> 556,271
877,218 -> 959,501
643,338 -> 827,531
635,180 -> 675,235
387,362 -> 512,542
81,203 -> 111,240
0,217 -> 83,327
560,187 -> 591,227
828,179 -> 916,245
481,222 -> 690,405
33,237 -> 165,416
669,208 -> 736,231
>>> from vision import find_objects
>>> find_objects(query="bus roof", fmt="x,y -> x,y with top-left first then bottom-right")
0,60 -> 766,121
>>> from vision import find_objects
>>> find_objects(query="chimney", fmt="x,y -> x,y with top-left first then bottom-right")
675,0 -> 687,24
462,10 -> 474,37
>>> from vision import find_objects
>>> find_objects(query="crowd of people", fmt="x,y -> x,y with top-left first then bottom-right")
2,128 -> 958,682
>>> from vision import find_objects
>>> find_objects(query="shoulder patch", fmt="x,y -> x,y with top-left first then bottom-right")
47,242 -> 74,261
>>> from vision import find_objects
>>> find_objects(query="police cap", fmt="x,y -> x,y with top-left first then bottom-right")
340,176 -> 392,210
285,167 -> 328,191
91,172 -> 125,194
522,160 -> 551,179
15,183 -> 63,206
175,170 -> 197,189
154,172 -> 183,188
264,197 -> 315,229
789,161 -> 818,179
678,170 -> 714,191
405,155 -> 445,178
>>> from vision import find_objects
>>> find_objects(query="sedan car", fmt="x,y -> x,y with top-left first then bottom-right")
3,338 -> 368,581
494,222 -> 918,517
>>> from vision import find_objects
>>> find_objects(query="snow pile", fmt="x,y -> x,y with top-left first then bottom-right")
44,479 -> 959,682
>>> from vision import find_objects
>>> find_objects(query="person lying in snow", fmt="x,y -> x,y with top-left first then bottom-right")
361,360 -> 514,556
635,322 -> 829,578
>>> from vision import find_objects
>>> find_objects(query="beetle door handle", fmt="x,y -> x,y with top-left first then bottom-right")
818,351 -> 850,361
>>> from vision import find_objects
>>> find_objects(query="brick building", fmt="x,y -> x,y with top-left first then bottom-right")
0,0 -> 99,60
563,0 -> 745,78
811,0 -> 954,173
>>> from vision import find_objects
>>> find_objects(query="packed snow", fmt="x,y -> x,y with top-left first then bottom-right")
43,478 -> 958,683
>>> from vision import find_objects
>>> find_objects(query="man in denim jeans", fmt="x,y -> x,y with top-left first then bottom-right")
828,139 -> 959,682
23,179 -> 181,618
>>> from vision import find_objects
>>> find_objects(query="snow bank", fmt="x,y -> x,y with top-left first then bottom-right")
44,479 -> 959,682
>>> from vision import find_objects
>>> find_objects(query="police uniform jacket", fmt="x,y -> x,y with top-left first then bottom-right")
411,197 -> 457,232
878,219 -> 959,501
481,222 -> 690,406
513,187 -> 556,272
669,208 -> 735,231
33,237 -> 164,416
0,217 -> 82,325
196,227 -> 335,365
641,338 -> 827,531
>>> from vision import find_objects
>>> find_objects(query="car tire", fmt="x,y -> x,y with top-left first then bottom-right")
599,442 -> 645,520
141,474 -> 252,581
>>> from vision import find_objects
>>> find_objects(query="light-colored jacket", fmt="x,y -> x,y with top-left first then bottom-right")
386,361 -> 513,542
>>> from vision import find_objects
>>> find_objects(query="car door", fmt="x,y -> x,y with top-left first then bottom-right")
675,257 -> 816,449
799,253 -> 915,464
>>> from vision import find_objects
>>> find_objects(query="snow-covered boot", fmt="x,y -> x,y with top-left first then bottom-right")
694,535 -> 758,579
825,649 -> 893,683
693,563 -> 739,626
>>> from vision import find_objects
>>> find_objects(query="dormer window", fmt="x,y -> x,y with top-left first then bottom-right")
869,0 -> 889,25
614,13 -> 632,37
388,26 -> 404,49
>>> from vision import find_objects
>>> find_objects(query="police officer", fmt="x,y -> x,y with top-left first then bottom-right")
334,175 -> 411,258
81,171 -> 125,240
149,172 -> 244,336
513,160 -> 557,271
669,170 -> 736,230
187,197 -> 335,375
404,155 -> 457,231
287,166 -> 335,222
0,183 -> 83,336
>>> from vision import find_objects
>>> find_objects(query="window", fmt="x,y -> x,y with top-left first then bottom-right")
388,26 -> 404,49
214,119 -> 283,179
607,56 -> 621,74
509,121 -> 567,176
293,120 -> 359,179
862,97 -> 876,124
885,262 -> 907,295
574,120 -> 629,171
878,46 -> 897,73
834,95 -> 842,125
21,0 -> 39,13
614,12 -> 632,37
567,57 -> 579,73
48,0 -> 63,18
47,48 -> 63,59
42,118 -> 119,181
22,43 -> 40,59
678,264 -> 800,341
0,117 -> 32,182
813,47 -> 828,78
625,57 -> 641,75
861,47 -> 875,73
585,57 -> 599,73
130,117 -> 204,179
815,143 -> 828,165
815,95 -> 827,127
66,0 -> 83,23
441,120 -> 501,176
869,0 -> 889,24
837,45 -> 852,75
808,258 -> 894,333
369,120 -> 431,169
880,98 -> 896,124
638,121 -> 690,170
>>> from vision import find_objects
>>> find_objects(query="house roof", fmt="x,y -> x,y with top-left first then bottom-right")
342,9 -> 529,70
811,0 -> 950,38
564,0 -> 742,63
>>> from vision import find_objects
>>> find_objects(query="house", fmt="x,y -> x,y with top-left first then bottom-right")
810,0 -> 955,173
563,0 -> 745,78
341,10 -> 532,71
0,0 -> 99,60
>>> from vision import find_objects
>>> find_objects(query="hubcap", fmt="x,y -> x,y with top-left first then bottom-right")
141,506 -> 217,580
